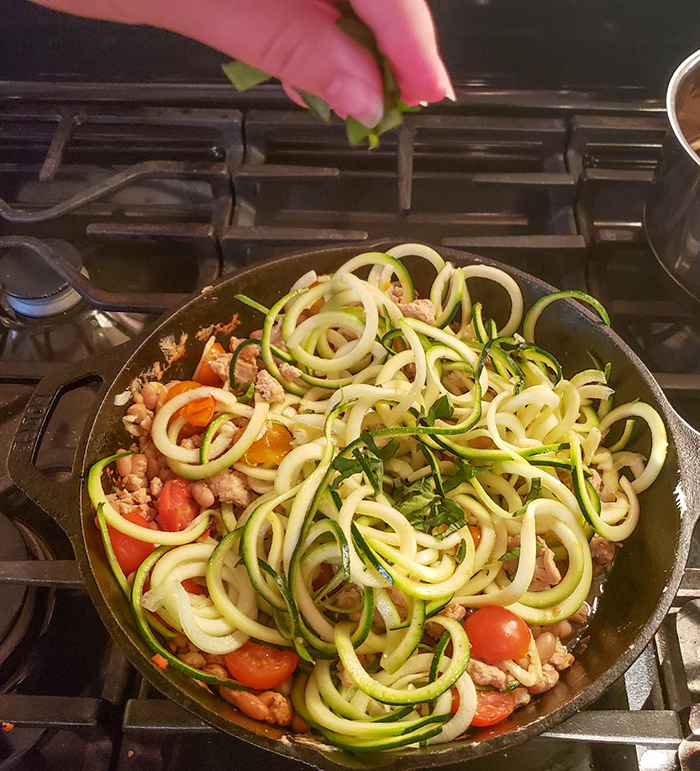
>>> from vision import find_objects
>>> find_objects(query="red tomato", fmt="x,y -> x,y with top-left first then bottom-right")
194,341 -> 226,386
312,562 -> 335,592
182,578 -> 208,596
108,510 -> 155,575
157,478 -> 199,531
464,606 -> 530,661
471,690 -> 516,727
224,641 -> 299,690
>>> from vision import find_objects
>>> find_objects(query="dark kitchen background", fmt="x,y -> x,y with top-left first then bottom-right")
0,0 -> 699,92
2,1 -> 700,770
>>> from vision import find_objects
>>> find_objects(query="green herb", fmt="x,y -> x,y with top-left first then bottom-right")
442,457 -> 480,493
423,394 -> 454,426
221,61 -> 271,91
298,90 -> 332,123
391,455 -> 481,540
513,478 -> 542,517
236,381 -> 255,404
221,4 -> 424,147
455,539 -> 467,564
499,542 -> 544,562
330,432 -> 399,494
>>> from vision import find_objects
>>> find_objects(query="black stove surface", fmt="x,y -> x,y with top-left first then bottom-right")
1,69 -> 700,771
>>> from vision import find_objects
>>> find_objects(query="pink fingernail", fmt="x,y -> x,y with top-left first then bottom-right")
326,74 -> 384,128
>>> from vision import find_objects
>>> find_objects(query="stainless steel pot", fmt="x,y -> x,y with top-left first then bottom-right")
645,48 -> 700,307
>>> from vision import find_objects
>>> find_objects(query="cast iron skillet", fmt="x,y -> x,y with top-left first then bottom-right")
8,241 -> 700,769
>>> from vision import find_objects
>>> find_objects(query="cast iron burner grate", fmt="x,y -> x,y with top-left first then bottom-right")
0,90 -> 699,770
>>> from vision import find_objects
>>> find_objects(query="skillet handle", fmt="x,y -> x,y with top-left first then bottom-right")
667,409 -> 700,529
8,347 -> 131,542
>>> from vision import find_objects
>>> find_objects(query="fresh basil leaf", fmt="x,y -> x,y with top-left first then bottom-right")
455,539 -> 467,564
330,454 -> 363,491
346,117 -> 373,146
419,443 -> 444,496
442,458 -> 481,493
222,61 -> 272,91
428,498 -> 466,539
604,362 -> 612,384
360,432 -> 399,462
397,100 -> 421,114
395,477 -> 436,517
352,448 -> 382,494
499,542 -> 544,562
514,478 -> 542,517
423,394 -> 454,426
298,90 -> 332,123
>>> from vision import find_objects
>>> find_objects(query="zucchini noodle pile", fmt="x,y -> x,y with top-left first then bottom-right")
88,244 -> 668,751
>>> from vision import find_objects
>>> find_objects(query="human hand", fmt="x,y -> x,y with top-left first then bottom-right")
31,0 -> 453,128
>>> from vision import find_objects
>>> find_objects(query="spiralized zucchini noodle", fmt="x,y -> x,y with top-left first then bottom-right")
88,244 -> 668,751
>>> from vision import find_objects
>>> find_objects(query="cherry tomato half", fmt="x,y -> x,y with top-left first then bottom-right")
182,577 -> 208,596
223,641 -> 299,690
468,524 -> 482,549
180,396 -> 216,427
312,562 -> 336,592
245,422 -> 294,465
193,341 -> 226,386
471,690 -> 516,727
157,478 -> 199,531
165,381 -> 216,428
464,606 -> 530,661
165,380 -> 202,402
108,510 -> 155,575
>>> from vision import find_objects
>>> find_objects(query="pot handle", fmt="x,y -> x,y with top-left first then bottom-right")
8,347 -> 132,541
667,408 -> 700,529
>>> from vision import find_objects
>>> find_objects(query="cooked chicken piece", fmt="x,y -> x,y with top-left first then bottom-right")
397,299 -> 436,325
205,469 -> 253,507
590,535 -> 619,575
468,659 -> 509,691
255,370 -> 285,403
549,638 -> 575,671
425,604 -> 467,639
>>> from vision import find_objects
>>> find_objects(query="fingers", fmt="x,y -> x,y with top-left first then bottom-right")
282,83 -> 306,108
151,0 -> 385,127
349,0 -> 454,106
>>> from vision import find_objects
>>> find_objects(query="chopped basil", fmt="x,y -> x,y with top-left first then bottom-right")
499,542 -> 544,562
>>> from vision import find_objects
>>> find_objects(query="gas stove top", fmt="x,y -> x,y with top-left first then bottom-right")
1,81 -> 700,771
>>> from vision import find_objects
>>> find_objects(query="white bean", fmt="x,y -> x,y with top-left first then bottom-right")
115,450 -> 132,477
191,481 -> 215,508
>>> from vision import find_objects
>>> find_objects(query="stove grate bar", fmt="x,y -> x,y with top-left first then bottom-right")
0,160 -> 228,224
39,111 -> 77,183
121,698 -> 683,746
675,569 -> 700,604
0,694 -> 108,731
0,560 -> 83,588
542,709 -> 682,747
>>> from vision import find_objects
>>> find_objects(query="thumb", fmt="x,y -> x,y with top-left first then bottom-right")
147,0 -> 386,127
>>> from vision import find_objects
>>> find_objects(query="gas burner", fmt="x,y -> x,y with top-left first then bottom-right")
0,514 -> 28,669
0,238 -> 85,318
0,516 -> 55,689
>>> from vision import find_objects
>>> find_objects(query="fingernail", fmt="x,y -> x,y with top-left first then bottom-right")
326,74 -> 385,128
444,81 -> 457,103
